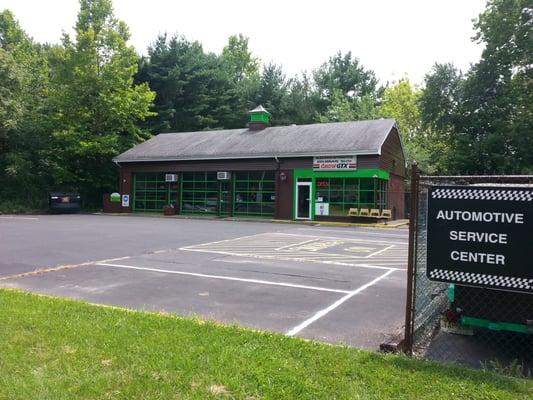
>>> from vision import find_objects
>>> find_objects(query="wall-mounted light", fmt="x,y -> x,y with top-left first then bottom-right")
279,172 -> 287,182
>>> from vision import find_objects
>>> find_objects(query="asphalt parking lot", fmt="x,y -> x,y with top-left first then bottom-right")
1,214 -> 408,348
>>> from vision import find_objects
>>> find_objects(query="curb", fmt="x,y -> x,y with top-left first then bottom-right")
92,212 -> 409,229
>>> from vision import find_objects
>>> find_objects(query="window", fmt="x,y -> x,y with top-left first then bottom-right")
180,172 -> 218,214
234,171 -> 275,217
133,173 -> 178,212
314,177 -> 388,216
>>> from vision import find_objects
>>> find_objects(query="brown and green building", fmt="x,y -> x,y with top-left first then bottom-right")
112,106 -> 406,221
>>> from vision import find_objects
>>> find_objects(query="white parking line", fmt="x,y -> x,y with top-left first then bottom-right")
275,239 -> 318,251
180,248 -> 400,270
96,262 -> 352,294
0,256 -> 131,281
273,232 -> 407,245
180,232 -> 407,271
365,244 -> 395,258
286,268 -> 396,337
295,228 -> 408,240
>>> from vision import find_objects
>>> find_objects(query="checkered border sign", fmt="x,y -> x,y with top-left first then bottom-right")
431,188 -> 533,202
427,185 -> 533,292
429,269 -> 533,292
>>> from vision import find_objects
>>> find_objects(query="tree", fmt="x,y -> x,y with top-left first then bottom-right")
253,63 -> 288,125
281,73 -> 320,125
221,34 -> 260,84
137,34 -> 239,132
220,34 -> 260,127
318,89 -> 379,123
380,79 -> 421,141
0,10 -> 52,204
380,78 -> 453,174
314,51 -> 380,123
314,51 -> 378,99
419,63 -> 463,136
49,0 -> 155,203
454,0 -> 532,174
0,48 -> 23,141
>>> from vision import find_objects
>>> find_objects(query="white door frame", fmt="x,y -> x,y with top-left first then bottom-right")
295,181 -> 312,220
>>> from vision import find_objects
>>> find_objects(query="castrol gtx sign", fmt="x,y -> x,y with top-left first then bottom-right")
313,156 -> 357,171
426,185 -> 533,293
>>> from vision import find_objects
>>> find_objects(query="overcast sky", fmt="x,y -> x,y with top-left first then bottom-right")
3,0 -> 487,85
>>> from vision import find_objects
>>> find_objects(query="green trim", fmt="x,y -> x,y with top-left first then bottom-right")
460,316 -> 533,335
132,172 -> 177,212
219,180 -> 231,216
178,170 -> 275,218
180,172 -> 219,215
294,168 -> 390,180
294,181 -> 313,220
448,284 -> 455,303
250,112 -> 270,124
233,171 -> 275,217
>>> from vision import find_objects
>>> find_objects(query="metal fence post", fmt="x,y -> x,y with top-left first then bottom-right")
403,161 -> 419,355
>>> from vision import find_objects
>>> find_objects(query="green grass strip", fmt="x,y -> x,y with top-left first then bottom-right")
0,289 -> 531,399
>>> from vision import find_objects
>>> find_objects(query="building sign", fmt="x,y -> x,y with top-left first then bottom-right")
315,202 -> 329,216
427,185 -> 533,293
121,194 -> 130,208
313,156 -> 357,171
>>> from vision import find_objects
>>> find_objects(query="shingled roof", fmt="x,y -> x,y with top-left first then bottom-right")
114,118 -> 397,163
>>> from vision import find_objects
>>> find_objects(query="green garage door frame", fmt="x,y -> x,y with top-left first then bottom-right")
132,172 -> 178,213
233,171 -> 275,218
178,170 -> 276,218
293,168 -> 390,220
180,172 -> 219,215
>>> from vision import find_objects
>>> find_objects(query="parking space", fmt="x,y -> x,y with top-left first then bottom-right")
0,214 -> 408,348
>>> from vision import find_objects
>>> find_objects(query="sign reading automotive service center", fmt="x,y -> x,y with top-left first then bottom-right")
427,185 -> 533,293
313,156 -> 357,171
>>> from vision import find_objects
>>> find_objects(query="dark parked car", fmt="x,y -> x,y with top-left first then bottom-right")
49,192 -> 81,213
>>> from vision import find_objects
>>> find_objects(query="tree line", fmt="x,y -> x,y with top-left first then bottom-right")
0,0 -> 531,210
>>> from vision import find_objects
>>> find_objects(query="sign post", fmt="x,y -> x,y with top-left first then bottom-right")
426,185 -> 533,293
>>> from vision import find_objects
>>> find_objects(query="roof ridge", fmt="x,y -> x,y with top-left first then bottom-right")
155,118 -> 395,136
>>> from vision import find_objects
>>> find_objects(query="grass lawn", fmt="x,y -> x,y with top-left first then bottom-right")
0,289 -> 531,399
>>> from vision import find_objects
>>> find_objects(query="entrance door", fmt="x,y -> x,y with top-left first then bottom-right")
296,182 -> 312,219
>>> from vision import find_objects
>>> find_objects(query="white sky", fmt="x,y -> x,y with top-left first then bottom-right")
2,0 -> 487,85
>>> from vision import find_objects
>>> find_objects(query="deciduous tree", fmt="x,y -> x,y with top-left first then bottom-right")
454,0 -> 532,173
49,0 -> 155,202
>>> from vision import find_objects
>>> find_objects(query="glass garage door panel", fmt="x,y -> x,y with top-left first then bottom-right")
234,171 -> 275,217
133,173 -> 177,212
181,172 -> 218,214
219,181 -> 232,216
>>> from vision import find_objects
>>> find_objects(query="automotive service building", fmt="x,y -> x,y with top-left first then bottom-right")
112,106 -> 406,221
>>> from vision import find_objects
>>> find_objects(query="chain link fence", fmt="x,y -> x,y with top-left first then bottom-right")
404,172 -> 533,377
